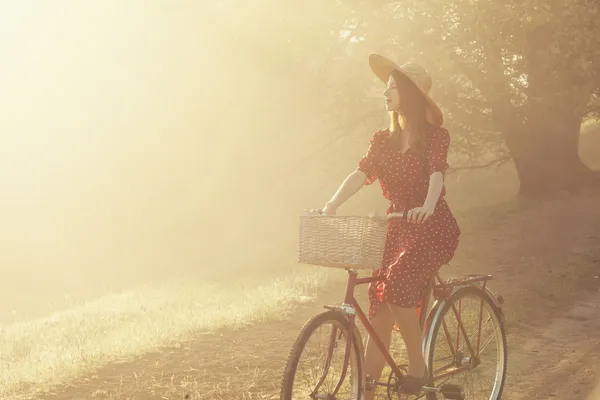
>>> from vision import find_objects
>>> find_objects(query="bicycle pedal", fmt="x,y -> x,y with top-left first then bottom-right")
439,383 -> 464,400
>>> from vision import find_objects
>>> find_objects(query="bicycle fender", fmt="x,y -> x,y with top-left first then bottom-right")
421,297 -> 445,355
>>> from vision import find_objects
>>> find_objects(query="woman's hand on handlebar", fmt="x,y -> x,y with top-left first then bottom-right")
321,202 -> 338,215
306,201 -> 337,216
407,203 -> 435,224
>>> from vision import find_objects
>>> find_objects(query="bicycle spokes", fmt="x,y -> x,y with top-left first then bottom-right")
430,294 -> 505,399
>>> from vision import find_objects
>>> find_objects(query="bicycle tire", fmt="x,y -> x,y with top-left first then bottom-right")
423,285 -> 507,400
280,310 -> 364,400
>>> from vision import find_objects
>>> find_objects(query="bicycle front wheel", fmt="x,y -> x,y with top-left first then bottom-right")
424,285 -> 507,400
280,310 -> 364,400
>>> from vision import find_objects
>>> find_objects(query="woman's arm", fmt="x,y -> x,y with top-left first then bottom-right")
322,130 -> 384,214
423,171 -> 444,210
408,127 -> 451,223
407,171 -> 445,223
322,170 -> 367,214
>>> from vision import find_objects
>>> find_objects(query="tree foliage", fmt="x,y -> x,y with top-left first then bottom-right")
214,0 -> 600,194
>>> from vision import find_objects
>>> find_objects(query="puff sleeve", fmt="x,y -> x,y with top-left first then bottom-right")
357,130 -> 387,185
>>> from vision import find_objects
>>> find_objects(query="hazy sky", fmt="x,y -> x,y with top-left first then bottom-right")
0,1 -> 337,319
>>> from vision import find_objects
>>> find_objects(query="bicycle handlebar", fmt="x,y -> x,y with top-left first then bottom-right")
302,210 -> 406,220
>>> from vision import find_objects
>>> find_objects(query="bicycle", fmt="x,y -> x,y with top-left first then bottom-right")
280,212 -> 507,399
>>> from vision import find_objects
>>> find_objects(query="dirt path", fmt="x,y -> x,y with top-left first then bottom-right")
34,190 -> 600,400
508,288 -> 600,400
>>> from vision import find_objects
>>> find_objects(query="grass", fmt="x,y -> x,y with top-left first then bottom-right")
0,266 -> 334,399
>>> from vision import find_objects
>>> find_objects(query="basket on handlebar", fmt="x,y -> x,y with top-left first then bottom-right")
298,214 -> 388,270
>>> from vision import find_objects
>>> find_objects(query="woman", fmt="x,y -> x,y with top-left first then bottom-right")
319,54 -> 460,397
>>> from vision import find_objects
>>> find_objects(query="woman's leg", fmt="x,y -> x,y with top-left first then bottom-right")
388,304 -> 427,377
363,304 -> 395,400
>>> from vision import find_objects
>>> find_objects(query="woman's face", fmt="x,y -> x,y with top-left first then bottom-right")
383,75 -> 401,112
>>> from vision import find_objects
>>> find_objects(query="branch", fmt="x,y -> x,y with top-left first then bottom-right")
447,156 -> 511,174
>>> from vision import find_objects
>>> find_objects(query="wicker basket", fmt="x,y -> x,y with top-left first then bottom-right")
298,214 -> 389,270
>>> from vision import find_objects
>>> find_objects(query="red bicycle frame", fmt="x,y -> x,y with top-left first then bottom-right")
318,269 -> 494,397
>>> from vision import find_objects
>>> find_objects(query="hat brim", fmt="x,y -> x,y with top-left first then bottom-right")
368,53 -> 444,126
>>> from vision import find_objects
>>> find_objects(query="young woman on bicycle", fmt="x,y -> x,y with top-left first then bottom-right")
319,54 -> 461,397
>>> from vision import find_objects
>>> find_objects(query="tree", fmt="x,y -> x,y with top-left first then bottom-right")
205,0 -> 600,196
346,0 -> 600,196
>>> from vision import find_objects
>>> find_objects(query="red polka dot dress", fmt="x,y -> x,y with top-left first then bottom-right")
357,126 -> 460,325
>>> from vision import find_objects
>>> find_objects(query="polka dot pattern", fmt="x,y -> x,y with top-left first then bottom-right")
357,126 -> 461,327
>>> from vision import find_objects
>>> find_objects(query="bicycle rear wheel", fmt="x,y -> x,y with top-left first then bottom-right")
280,310 -> 364,400
424,285 -> 507,400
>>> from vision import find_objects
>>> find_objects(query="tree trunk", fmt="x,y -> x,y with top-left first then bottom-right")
506,124 -> 594,197
505,22 -> 599,197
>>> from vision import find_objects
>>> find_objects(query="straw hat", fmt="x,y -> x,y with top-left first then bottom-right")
368,53 -> 443,126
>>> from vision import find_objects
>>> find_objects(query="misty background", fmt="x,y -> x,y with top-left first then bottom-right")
0,1 -> 375,322
1,1 -> 598,323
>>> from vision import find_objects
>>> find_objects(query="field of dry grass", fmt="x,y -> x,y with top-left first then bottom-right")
0,268 -> 342,399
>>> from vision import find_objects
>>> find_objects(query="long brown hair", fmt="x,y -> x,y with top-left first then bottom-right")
388,69 -> 431,154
